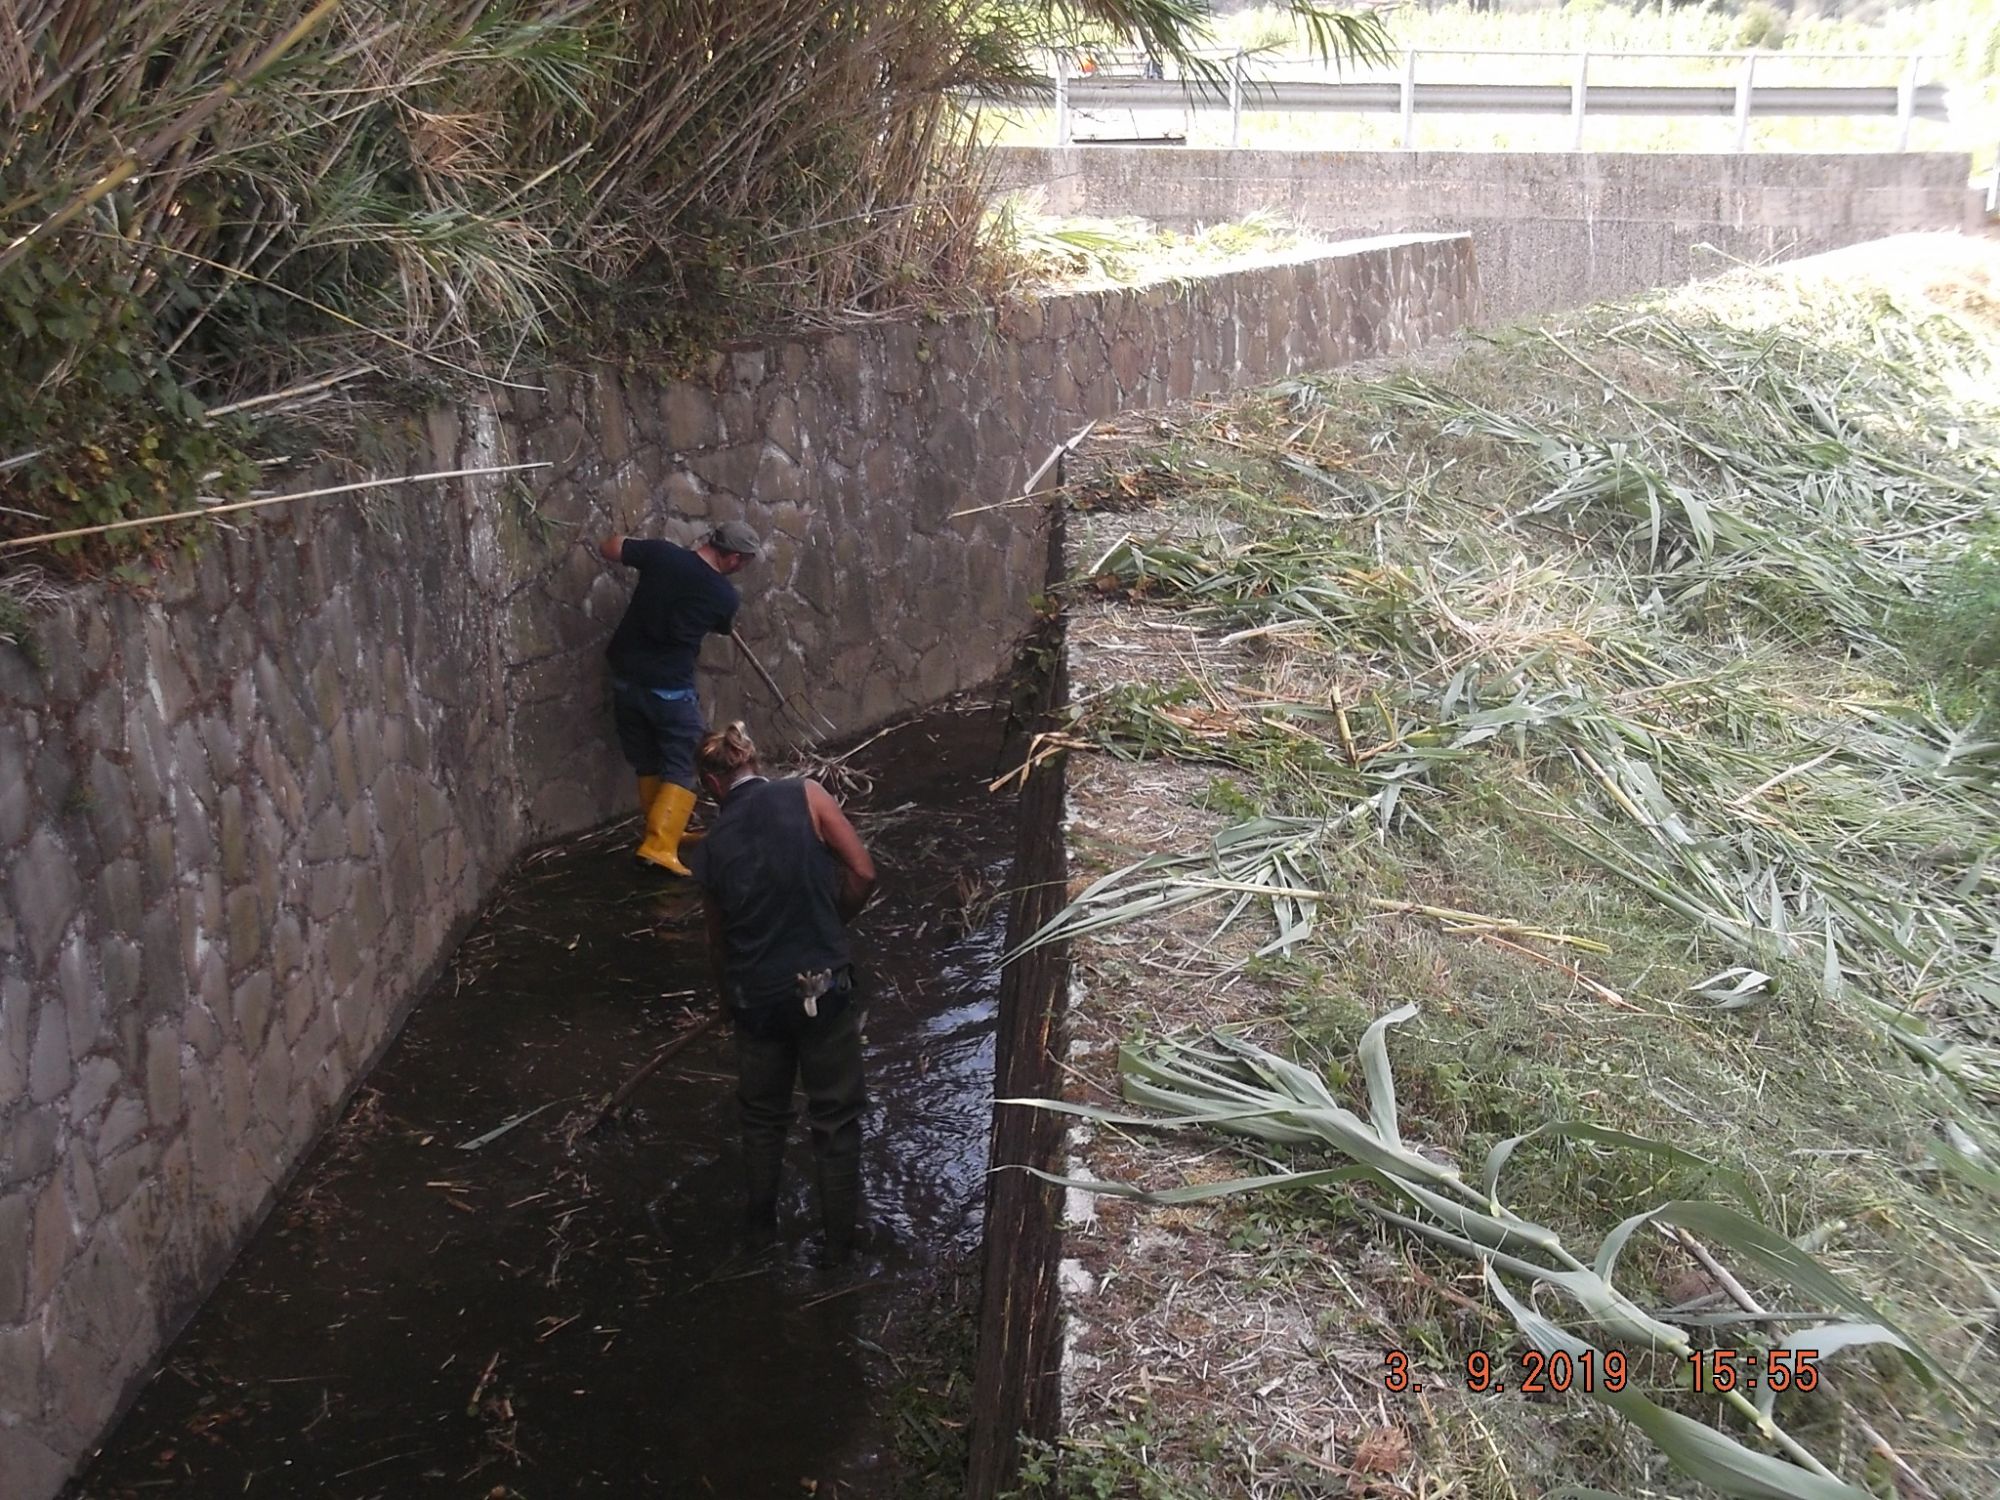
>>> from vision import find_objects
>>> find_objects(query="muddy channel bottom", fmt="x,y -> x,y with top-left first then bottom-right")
73,702 -> 1018,1500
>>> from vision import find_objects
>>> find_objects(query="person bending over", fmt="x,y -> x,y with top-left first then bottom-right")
688,723 -> 877,1264
596,520 -> 761,873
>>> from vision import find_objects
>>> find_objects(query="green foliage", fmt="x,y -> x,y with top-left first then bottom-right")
0,241 -> 256,559
1897,527 -> 2000,719
1196,772 -> 1262,819
1038,242 -> 2000,1496
992,206 -> 1328,291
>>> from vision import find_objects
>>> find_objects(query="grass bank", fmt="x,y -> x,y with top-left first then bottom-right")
1026,233 -> 2000,1498
984,0 -> 2000,165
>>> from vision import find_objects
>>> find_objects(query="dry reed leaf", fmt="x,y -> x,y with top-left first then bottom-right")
1351,1423 -> 1412,1476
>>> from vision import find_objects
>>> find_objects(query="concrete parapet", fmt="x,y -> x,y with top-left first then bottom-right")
0,231 -> 1479,1496
991,147 -> 1974,318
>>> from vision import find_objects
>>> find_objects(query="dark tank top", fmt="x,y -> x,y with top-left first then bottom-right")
691,777 -> 851,1010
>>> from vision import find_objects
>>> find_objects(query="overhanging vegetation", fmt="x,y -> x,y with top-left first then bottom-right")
0,2 -> 1389,566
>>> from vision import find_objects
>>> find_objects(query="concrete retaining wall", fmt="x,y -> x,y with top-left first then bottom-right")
0,231 -> 1479,1496
992,148 -> 1977,319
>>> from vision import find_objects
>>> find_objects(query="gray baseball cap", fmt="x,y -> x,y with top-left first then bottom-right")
708,520 -> 762,558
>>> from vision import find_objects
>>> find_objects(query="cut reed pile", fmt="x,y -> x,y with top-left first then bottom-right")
1021,236 -> 2000,1499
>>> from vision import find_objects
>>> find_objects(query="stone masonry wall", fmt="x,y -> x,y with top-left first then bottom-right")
992,148 -> 1977,320
0,231 -> 1478,1497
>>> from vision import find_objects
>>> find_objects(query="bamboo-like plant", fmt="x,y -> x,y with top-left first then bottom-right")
1,1 -> 1391,553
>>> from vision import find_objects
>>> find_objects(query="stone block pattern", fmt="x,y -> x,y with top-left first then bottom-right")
992,148 -> 1975,320
0,231 -> 1478,1497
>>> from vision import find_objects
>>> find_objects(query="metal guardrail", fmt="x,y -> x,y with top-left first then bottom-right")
987,48 -> 1950,153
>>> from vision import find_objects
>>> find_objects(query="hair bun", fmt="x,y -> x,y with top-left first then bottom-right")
697,721 -> 760,777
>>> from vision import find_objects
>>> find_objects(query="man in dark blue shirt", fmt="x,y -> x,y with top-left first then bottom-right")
595,520 -> 761,873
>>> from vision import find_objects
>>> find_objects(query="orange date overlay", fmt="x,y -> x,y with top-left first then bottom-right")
1382,1348 -> 1628,1395
1382,1348 -> 1823,1395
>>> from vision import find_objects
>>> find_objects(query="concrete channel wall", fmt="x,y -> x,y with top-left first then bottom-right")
991,148 -> 1978,319
0,231 -> 1479,1496
968,517 -> 1071,1500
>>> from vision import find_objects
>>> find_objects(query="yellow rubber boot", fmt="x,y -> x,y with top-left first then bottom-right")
637,782 -> 697,876
634,776 -> 666,863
